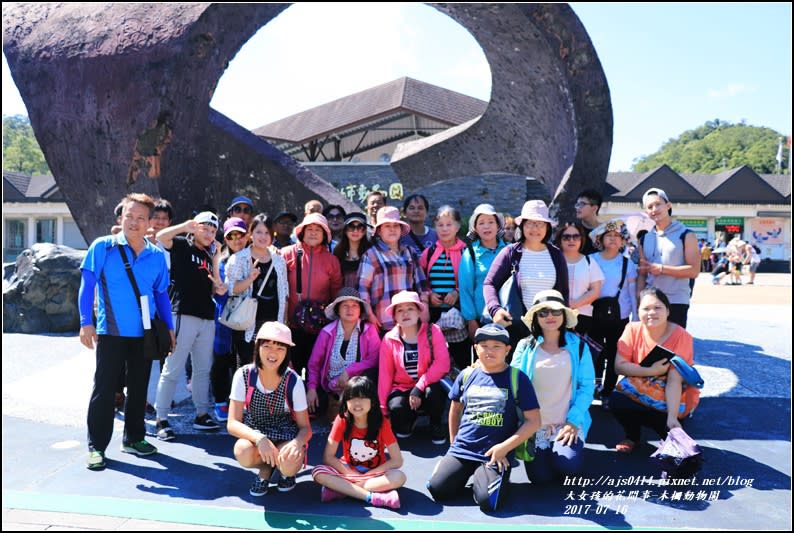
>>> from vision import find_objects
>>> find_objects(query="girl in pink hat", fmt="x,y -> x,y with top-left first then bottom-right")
227,322 -> 312,496
378,291 -> 450,445
358,206 -> 429,333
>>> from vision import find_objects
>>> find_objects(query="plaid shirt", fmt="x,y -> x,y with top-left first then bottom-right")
358,240 -> 428,330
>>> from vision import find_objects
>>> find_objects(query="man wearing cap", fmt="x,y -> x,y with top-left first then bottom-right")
154,211 -> 228,440
226,196 -> 255,227
273,212 -> 298,249
637,188 -> 700,328
80,194 -> 174,469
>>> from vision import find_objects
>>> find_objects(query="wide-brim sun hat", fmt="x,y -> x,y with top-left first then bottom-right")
384,290 -> 428,319
295,212 -> 332,242
521,289 -> 577,330
374,206 -> 410,237
255,321 -> 295,346
325,287 -> 369,321
514,199 -> 557,227
589,218 -> 630,249
468,203 -> 505,235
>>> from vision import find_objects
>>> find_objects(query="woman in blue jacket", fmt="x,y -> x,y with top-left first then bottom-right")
510,289 -> 595,483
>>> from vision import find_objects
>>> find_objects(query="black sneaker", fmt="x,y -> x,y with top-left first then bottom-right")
156,420 -> 175,441
249,475 -> 269,497
431,424 -> 447,445
193,413 -> 220,431
277,475 -> 296,492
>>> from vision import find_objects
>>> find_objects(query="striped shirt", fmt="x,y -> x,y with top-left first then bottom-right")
519,249 -> 556,310
402,340 -> 419,379
428,250 -> 457,309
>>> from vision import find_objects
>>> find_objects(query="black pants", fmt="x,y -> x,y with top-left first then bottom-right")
506,318 -> 530,363
590,317 -> 629,397
448,338 -> 473,370
231,330 -> 254,369
668,304 -> 689,329
210,352 -> 235,404
608,391 -> 671,443
290,328 -> 318,378
387,382 -> 445,434
87,335 -> 152,452
574,314 -> 593,337
427,454 -> 509,512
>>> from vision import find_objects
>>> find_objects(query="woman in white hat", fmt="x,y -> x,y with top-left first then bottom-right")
459,203 -> 509,341
589,218 -> 638,406
305,287 -> 381,423
510,290 -> 595,483
483,199 -> 569,352
281,213 -> 343,377
378,291 -> 450,445
227,322 -> 311,496
358,206 -> 429,333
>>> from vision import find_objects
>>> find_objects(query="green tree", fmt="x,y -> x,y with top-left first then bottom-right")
2,114 -> 50,175
632,121 -> 788,174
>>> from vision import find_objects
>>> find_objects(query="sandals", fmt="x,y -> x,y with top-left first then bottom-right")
615,439 -> 636,454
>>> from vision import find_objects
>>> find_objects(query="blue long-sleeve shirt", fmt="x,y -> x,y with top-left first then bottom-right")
458,239 -> 507,322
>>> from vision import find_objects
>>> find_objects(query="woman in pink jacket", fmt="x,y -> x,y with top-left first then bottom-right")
378,291 -> 450,445
306,287 -> 381,423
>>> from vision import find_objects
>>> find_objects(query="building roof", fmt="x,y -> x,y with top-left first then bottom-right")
252,77 -> 487,144
2,171 -> 61,202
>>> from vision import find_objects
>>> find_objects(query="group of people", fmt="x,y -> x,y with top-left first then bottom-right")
708,235 -> 762,286
78,185 -> 703,512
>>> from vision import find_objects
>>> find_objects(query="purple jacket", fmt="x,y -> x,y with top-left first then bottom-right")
483,242 -> 569,318
306,320 -> 381,393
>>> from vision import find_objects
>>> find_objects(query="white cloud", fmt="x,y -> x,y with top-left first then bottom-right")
707,83 -> 757,99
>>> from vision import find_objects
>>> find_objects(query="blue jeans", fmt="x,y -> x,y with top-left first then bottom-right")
524,437 -> 584,483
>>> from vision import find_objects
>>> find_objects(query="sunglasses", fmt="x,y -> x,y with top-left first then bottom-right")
327,212 -> 344,220
225,232 -> 245,241
232,205 -> 252,215
347,224 -> 366,231
574,201 -> 594,208
561,234 -> 581,241
537,308 -> 564,318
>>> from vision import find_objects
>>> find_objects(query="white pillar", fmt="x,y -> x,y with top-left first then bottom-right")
27,216 -> 36,248
56,216 -> 64,245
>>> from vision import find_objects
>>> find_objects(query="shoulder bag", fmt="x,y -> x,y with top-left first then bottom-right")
220,259 -> 273,331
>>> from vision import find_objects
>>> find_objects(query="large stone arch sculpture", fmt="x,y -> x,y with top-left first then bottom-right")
3,3 -> 611,241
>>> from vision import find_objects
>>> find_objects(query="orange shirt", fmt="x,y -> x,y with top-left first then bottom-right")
617,322 -> 700,409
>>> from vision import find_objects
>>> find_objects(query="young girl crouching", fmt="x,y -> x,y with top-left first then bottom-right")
312,376 -> 405,509
227,322 -> 312,496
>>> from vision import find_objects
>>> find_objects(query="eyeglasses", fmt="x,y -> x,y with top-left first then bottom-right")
225,232 -> 245,241
561,234 -> 581,241
327,212 -> 344,220
232,205 -> 252,215
347,224 -> 366,231
537,308 -> 564,318
523,220 -> 546,229
574,201 -> 594,208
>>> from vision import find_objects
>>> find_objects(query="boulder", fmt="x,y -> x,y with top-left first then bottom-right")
3,244 -> 84,333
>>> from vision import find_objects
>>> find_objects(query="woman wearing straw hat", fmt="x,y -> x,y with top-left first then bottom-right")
305,287 -> 381,423
510,290 -> 595,483
588,218 -> 638,406
358,206 -> 429,334
483,200 -> 569,354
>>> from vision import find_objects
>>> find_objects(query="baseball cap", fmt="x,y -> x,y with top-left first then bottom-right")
223,217 -> 247,237
194,211 -> 219,228
474,323 -> 511,345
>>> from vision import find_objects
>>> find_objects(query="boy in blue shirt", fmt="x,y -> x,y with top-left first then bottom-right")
427,323 -> 540,512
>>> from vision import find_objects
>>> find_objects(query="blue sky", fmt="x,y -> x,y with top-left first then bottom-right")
3,3 -> 791,172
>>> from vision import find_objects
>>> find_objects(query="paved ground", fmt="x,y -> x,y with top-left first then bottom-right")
2,273 -> 791,530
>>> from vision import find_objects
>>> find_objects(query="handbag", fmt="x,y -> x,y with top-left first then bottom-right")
615,375 -> 696,417
220,260 -> 272,331
592,257 -> 627,322
436,307 -> 468,344
292,248 -> 329,335
650,427 -> 703,479
117,245 -> 171,360
669,355 -> 705,388
498,252 -> 524,321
